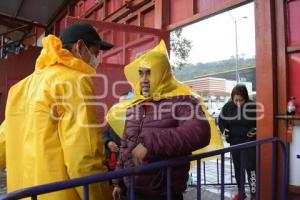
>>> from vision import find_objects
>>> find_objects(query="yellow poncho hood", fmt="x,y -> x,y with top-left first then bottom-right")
107,40 -> 223,155
35,34 -> 95,74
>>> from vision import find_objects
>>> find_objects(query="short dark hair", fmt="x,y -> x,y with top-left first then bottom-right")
231,84 -> 249,101
62,41 -> 95,52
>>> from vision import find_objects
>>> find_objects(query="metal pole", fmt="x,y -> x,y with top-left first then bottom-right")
217,159 -> 219,184
240,150 -> 245,196
197,159 -> 201,200
228,12 -> 239,83
221,153 -> 225,200
230,154 -> 233,184
234,20 -> 239,83
130,175 -> 135,200
203,161 -> 206,184
271,142 -> 276,200
0,35 -> 3,58
257,145 -> 261,200
167,167 -> 172,200
83,185 -> 89,200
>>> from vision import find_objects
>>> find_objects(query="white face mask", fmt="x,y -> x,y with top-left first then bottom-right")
77,42 -> 100,69
89,53 -> 100,69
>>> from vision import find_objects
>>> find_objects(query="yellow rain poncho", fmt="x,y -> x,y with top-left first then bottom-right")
0,35 -> 110,200
107,40 -> 223,157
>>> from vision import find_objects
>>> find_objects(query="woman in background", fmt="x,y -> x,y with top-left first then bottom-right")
218,84 -> 256,200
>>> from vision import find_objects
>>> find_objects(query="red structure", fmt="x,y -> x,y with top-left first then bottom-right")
1,0 -> 300,199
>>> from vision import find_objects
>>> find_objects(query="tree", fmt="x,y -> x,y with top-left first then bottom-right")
170,28 -> 192,70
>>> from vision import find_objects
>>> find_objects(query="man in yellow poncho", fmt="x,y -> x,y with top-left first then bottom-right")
109,40 -> 223,200
0,23 -> 113,200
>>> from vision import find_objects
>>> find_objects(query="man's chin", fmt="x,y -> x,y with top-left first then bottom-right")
141,91 -> 150,97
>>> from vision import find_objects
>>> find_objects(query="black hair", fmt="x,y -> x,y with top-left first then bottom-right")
231,84 -> 249,101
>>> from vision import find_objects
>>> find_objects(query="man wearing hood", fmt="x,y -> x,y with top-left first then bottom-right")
0,23 -> 113,200
109,41 -> 215,200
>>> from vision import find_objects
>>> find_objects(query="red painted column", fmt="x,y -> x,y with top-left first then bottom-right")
255,0 -> 277,199
275,0 -> 289,198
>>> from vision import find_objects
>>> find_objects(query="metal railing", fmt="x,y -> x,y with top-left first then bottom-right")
189,153 -> 239,186
0,137 -> 288,200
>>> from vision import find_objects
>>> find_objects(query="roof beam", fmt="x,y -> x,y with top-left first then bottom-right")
0,24 -> 31,36
14,0 -> 25,18
0,17 -> 24,29
46,0 -> 79,32
0,13 -> 46,28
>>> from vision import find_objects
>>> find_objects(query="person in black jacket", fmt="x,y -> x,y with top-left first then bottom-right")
218,84 -> 256,200
102,92 -> 133,171
102,125 -> 121,171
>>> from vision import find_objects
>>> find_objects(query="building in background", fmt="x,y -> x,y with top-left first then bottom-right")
183,77 -> 253,120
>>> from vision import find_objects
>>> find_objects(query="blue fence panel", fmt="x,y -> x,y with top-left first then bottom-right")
0,137 -> 288,200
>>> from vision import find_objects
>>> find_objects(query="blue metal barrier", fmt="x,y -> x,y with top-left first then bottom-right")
195,154 -> 237,187
0,137 -> 288,200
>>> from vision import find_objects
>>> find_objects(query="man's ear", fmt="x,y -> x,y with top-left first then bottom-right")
74,40 -> 83,52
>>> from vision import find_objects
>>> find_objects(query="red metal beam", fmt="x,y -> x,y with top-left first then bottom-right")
82,0 -> 104,18
154,0 -> 170,29
119,2 -> 154,26
103,0 -> 108,18
287,45 -> 300,53
276,0 -> 288,136
104,0 -> 153,22
275,0 -> 289,198
192,0 -> 198,15
112,0 -> 152,23
275,0 -> 288,115
166,0 -> 249,31
101,35 -> 157,59
66,16 -> 164,35
255,0 -> 277,199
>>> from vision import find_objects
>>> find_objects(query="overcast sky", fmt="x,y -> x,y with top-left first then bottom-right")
171,2 -> 255,64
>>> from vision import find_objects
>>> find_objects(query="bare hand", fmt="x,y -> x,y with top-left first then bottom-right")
108,141 -> 119,152
223,128 -> 230,138
112,186 -> 122,200
247,131 -> 256,138
132,143 -> 148,166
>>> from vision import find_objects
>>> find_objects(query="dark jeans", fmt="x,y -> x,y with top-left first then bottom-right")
231,147 -> 256,196
126,190 -> 183,200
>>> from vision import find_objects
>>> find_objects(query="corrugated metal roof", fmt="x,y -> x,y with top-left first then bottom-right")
0,0 -> 70,26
